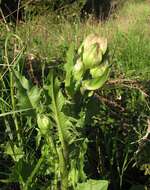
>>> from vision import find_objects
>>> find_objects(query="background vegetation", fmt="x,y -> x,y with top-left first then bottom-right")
0,0 -> 150,189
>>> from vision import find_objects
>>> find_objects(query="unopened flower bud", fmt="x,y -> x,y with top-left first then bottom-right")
37,114 -> 50,135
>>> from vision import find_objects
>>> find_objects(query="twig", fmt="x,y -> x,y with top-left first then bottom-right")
108,78 -> 140,85
107,78 -> 149,97
0,8 -> 10,32
94,93 -> 125,111
16,0 -> 21,26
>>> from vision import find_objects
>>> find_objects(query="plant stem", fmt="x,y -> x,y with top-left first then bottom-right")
50,73 -> 69,190
5,34 -> 22,146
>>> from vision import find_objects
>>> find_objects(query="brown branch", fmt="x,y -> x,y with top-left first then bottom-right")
107,78 -> 140,85
107,78 -> 149,97
0,8 -> 10,32
94,93 -> 125,112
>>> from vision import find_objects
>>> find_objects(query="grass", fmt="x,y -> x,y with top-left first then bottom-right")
8,0 -> 149,81
0,0 -> 150,189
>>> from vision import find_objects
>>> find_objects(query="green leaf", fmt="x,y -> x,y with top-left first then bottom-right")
4,143 -> 24,162
27,86 -> 41,108
76,179 -> 109,190
13,70 -> 30,90
47,72 -> 78,144
64,43 -> 75,87
48,72 -> 69,157
90,61 -> 109,78
69,139 -> 88,188
9,157 -> 36,184
82,66 -> 110,91
13,70 -> 41,112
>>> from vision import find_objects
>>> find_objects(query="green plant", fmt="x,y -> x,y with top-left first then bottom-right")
1,1 -> 150,189
0,33 -> 110,190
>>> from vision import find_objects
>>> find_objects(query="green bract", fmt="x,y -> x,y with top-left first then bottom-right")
90,61 -> 109,78
73,58 -> 84,81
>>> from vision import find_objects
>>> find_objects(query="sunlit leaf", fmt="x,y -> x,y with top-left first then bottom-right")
90,60 -> 109,78
82,66 -> 110,91
64,43 -> 75,87
13,70 -> 30,90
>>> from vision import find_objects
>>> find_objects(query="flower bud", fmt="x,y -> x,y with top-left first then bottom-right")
78,34 -> 107,69
81,34 -> 107,55
37,114 -> 50,135
82,43 -> 103,69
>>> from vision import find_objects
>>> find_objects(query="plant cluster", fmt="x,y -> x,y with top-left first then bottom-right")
0,33 -> 110,190
0,1 -> 150,189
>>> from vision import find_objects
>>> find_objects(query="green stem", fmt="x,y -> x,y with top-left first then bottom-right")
57,147 -> 69,190
1,79 -> 24,189
50,73 -> 69,190
5,33 -> 22,146
10,71 -> 22,145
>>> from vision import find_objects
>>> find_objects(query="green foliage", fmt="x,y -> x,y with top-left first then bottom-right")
0,1 -> 150,189
76,179 -> 109,190
13,70 -> 41,111
4,143 -> 24,162
0,33 -> 109,190
23,0 -> 86,19
70,34 -> 110,92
